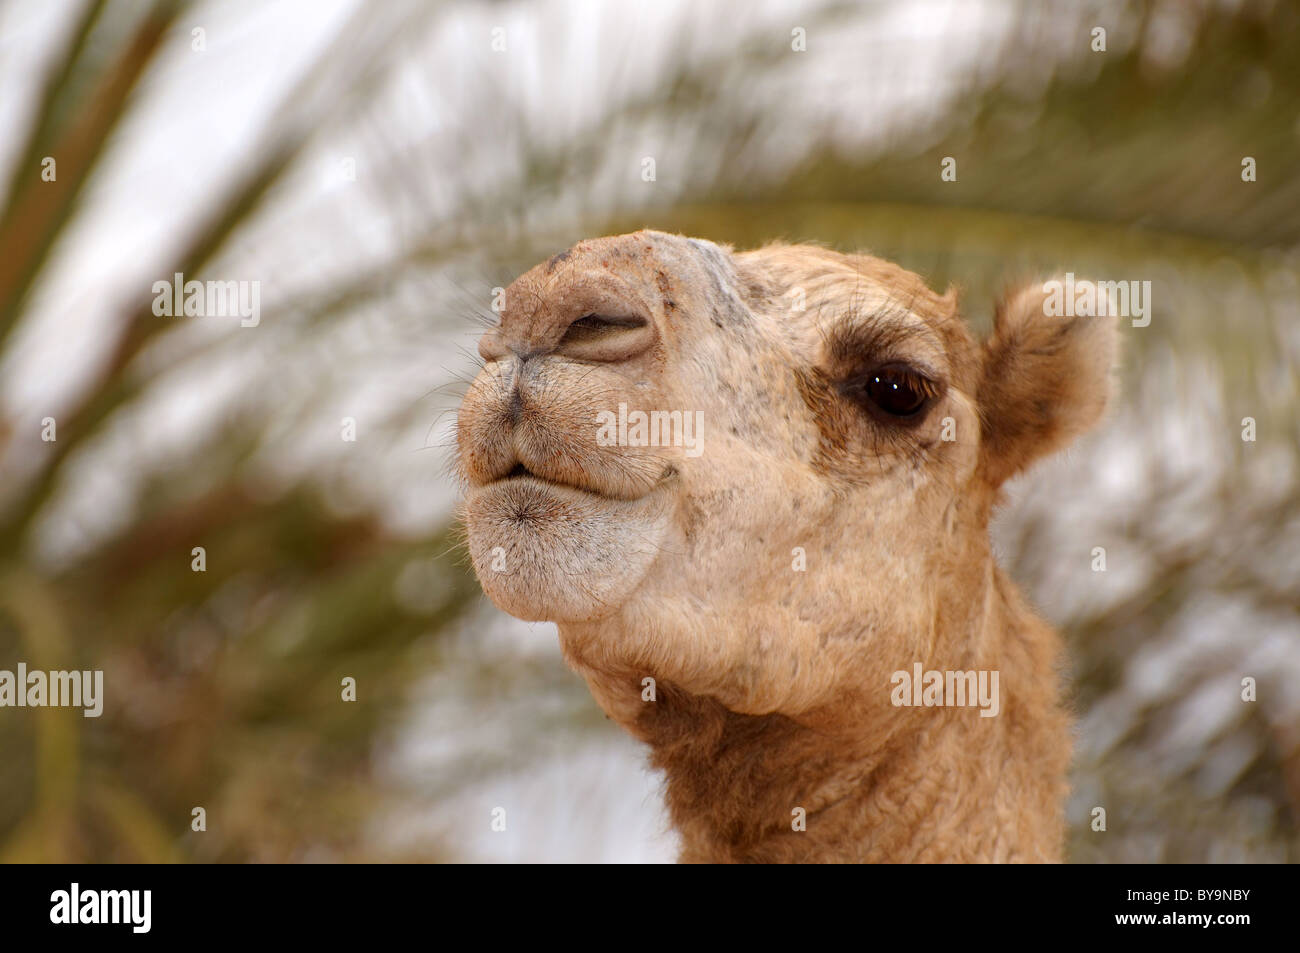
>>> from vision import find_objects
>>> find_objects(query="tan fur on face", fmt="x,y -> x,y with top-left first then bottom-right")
456,230 -> 1119,862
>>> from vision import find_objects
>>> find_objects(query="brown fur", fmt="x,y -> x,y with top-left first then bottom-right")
456,230 -> 1119,863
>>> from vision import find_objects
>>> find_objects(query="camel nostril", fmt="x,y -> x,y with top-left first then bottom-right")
557,312 -> 655,363
566,313 -> 646,333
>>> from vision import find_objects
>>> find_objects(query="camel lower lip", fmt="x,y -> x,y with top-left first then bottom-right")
465,471 -> 676,537
466,475 -> 655,523
490,473 -> 618,500
462,472 -> 672,623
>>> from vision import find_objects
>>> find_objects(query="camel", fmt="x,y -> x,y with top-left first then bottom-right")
456,230 -> 1119,862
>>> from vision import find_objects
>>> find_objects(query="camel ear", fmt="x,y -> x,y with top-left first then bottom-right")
977,277 -> 1119,487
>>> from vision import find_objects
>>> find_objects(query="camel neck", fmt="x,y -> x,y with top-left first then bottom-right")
624,577 -> 1066,862
635,682 -> 998,861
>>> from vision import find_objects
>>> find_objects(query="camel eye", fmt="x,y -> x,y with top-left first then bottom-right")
857,364 -> 936,419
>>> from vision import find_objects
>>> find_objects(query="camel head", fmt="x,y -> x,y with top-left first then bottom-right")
457,230 -> 1117,722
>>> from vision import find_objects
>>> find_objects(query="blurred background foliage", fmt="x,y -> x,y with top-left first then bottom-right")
0,0 -> 1296,861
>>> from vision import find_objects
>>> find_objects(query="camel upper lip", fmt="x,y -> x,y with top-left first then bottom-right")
481,458 -> 613,498
476,457 -> 676,501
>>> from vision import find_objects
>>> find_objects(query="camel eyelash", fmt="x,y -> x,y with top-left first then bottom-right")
825,313 -> 939,369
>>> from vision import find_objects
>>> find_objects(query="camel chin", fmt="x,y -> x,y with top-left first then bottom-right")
463,476 -> 670,623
